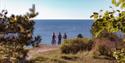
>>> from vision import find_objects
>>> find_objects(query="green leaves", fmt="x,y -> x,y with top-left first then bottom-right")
113,48 -> 125,63
90,12 -> 99,20
90,9 -> 125,38
90,1 -> 125,63
112,0 -> 125,9
90,0 -> 125,53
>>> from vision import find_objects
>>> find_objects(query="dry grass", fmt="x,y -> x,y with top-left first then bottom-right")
29,48 -> 117,63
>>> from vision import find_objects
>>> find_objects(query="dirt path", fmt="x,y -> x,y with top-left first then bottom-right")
27,44 -> 59,60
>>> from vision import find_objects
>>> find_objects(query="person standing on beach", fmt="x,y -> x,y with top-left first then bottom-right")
58,32 -> 62,45
63,33 -> 67,39
52,32 -> 56,45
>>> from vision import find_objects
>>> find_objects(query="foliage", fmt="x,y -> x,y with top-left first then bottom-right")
112,0 -> 125,8
91,0 -> 125,38
113,48 -> 125,63
91,0 -> 125,62
31,35 -> 42,47
60,38 -> 93,54
98,31 -> 120,41
0,4 -> 41,62
91,7 -> 125,38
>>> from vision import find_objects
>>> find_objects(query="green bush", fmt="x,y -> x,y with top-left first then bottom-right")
113,48 -> 125,63
60,38 -> 93,54
112,36 -> 125,63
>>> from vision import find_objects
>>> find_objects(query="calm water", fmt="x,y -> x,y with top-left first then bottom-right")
33,20 -> 93,44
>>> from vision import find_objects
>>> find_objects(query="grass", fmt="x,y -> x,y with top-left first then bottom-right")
29,49 -> 117,63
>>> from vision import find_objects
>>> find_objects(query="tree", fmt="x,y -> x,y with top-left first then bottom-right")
90,0 -> 125,63
90,0 -> 125,38
90,10 -> 119,38
0,4 -> 41,63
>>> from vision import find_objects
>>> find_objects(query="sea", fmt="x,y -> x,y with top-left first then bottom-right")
33,20 -> 93,44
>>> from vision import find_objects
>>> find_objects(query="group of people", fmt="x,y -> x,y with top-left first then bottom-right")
52,32 -> 67,45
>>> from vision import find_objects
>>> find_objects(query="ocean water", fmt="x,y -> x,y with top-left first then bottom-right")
33,20 -> 93,44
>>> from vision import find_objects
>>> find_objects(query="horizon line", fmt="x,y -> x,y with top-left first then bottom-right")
33,19 -> 92,20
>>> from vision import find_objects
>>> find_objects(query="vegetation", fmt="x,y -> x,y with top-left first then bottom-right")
91,9 -> 120,38
77,34 -> 83,38
28,0 -> 125,63
0,0 -> 125,63
60,38 -> 93,54
113,48 -> 125,63
90,0 -> 125,63
92,38 -> 116,59
112,0 -> 125,8
0,4 -> 41,63
28,49 -> 116,63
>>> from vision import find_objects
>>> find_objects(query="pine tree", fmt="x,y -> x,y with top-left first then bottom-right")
0,4 -> 41,63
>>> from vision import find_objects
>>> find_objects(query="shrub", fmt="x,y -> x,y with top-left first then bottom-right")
92,38 -> 116,59
113,48 -> 125,63
60,38 -> 93,54
98,45 -> 113,58
112,41 -> 125,63
77,34 -> 83,38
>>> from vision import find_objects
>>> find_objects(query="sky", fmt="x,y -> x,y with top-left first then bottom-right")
0,0 -> 113,19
